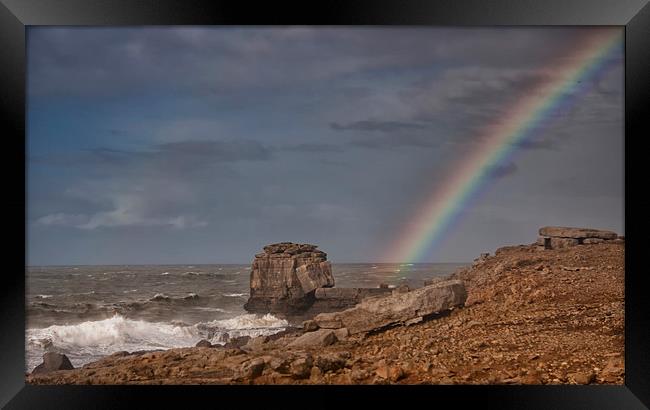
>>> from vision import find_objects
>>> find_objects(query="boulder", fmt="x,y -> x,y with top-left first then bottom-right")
287,329 -> 338,348
583,238 -> 605,244
313,280 -> 467,335
244,243 -> 334,315
195,339 -> 212,348
242,335 -> 269,351
290,355 -> 314,379
315,353 -> 347,373
239,358 -> 266,379
303,320 -> 319,332
538,226 -> 618,240
32,352 -> 74,374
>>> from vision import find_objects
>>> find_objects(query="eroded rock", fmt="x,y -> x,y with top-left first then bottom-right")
313,280 -> 467,334
244,243 -> 334,315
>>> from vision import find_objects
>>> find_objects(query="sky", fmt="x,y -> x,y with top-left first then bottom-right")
26,27 -> 624,265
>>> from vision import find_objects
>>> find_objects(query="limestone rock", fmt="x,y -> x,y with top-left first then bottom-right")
287,329 -> 338,348
334,328 -> 350,340
539,226 -> 618,240
32,352 -> 74,374
313,280 -> 467,335
244,242 -> 334,315
583,238 -> 605,244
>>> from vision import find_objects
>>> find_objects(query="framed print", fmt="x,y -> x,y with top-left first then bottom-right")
1,0 -> 649,408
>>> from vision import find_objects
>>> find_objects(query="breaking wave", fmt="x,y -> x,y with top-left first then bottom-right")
26,313 -> 288,372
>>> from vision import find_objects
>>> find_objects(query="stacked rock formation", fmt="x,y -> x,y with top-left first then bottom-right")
244,243 -> 335,315
537,226 -> 623,250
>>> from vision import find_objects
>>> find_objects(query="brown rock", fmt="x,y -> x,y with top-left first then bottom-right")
244,243 -> 335,315
287,329 -> 338,348
313,280 -> 467,334
315,354 -> 346,373
303,320 -> 320,332
32,353 -> 74,374
334,328 -> 350,340
290,355 -> 314,379
240,358 -> 265,379
569,371 -> 595,384
539,226 -> 618,240
549,237 -> 579,249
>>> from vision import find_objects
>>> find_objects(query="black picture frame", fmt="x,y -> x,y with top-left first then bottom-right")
2,0 -> 649,408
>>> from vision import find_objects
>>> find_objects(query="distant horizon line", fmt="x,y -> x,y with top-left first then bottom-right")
26,261 -> 471,267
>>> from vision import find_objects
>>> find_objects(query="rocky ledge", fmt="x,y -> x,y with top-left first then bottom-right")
27,230 -> 624,385
536,226 -> 623,250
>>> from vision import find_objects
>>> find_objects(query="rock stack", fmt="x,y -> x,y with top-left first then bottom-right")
244,242 -> 335,315
537,226 -> 623,250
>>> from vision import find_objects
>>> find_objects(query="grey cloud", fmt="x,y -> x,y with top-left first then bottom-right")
28,27 -> 618,98
330,120 -> 428,133
280,143 -> 344,153
349,134 -> 437,149
490,162 -> 518,178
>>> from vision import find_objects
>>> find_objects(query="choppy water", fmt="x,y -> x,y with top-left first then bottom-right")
26,263 -> 466,372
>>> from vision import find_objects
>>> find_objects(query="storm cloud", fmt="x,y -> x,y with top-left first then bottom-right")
27,27 -> 624,265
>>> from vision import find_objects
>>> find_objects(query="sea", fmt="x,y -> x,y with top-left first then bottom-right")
25,263 -> 466,372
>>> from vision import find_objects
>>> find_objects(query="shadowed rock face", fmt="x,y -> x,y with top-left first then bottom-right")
244,243 -> 335,315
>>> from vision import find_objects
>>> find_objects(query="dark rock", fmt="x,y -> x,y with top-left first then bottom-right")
32,352 -> 74,374
315,353 -> 347,373
195,339 -> 212,348
240,358 -> 266,379
223,335 -> 251,349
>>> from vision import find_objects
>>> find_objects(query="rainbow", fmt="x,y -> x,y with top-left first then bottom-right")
389,29 -> 623,264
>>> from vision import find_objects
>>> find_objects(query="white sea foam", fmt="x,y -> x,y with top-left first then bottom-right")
25,313 -> 288,372
161,272 -> 170,275
222,293 -> 248,297
35,294 -> 53,299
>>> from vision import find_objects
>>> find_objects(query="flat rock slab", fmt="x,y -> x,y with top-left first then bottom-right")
287,329 -> 338,348
538,226 -> 618,240
313,279 -> 467,334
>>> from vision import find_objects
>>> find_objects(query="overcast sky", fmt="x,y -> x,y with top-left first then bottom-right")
26,27 -> 624,265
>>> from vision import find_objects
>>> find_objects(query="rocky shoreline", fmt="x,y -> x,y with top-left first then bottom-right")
27,227 -> 624,385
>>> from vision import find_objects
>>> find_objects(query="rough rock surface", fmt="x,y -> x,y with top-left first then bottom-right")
287,329 -> 338,348
32,353 -> 74,374
538,226 -> 621,250
27,239 -> 624,386
539,226 -> 618,240
313,280 -> 467,334
244,243 -> 334,315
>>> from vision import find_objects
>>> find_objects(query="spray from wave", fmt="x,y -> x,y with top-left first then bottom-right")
26,313 -> 288,372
